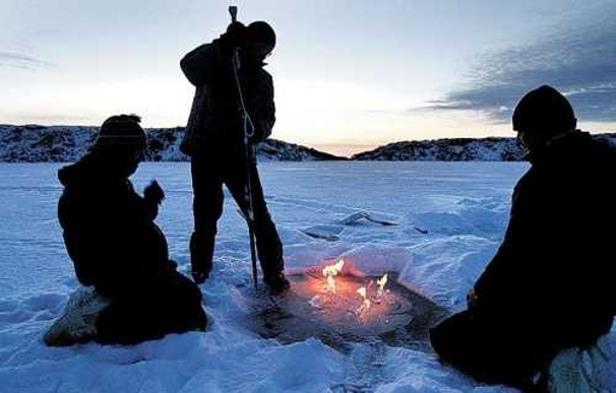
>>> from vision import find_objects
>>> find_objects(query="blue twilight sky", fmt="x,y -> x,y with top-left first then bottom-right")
1,0 -> 615,155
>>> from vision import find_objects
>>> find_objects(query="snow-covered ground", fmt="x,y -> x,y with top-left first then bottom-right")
0,162 -> 613,392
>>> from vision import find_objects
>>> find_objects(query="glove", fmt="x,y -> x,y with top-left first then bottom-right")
144,180 -> 165,206
220,21 -> 247,53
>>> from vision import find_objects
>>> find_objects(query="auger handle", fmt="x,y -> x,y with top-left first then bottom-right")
229,6 -> 238,23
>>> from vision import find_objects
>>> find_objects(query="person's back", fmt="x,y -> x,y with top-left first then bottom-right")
179,23 -> 275,154
475,132 -> 616,325
430,86 -> 616,390
58,152 -> 171,298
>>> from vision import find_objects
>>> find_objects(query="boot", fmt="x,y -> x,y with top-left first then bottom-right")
263,271 -> 290,295
191,270 -> 208,285
190,232 -> 214,284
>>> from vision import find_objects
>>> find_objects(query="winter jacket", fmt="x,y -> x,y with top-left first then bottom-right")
180,40 -> 276,156
57,153 -> 175,299
473,131 -> 616,348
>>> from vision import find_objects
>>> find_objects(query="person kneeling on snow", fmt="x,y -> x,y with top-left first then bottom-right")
46,115 -> 207,346
430,86 -> 616,391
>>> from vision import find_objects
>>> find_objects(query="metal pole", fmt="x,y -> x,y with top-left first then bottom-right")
228,5 -> 259,290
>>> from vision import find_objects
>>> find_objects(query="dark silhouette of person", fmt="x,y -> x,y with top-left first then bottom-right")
57,115 -> 207,345
430,86 -> 616,390
180,21 -> 289,293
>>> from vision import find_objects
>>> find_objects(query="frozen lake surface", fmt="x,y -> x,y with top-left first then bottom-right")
0,162 -> 613,392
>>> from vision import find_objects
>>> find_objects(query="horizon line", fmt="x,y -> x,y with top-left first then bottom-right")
2,122 -> 615,158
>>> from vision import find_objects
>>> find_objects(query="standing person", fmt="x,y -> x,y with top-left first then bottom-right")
53,115 -> 207,345
180,21 -> 289,294
430,86 -> 616,390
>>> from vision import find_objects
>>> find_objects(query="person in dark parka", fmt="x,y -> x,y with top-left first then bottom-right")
180,21 -> 289,293
58,114 -> 207,345
430,86 -> 616,390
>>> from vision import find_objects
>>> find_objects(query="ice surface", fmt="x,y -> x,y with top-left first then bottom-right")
0,161 -> 613,392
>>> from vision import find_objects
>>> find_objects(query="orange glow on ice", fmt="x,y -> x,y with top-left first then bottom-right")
295,261 -> 395,324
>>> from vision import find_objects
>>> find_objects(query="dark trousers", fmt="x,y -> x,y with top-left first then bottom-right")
190,147 -> 284,279
96,271 -> 207,345
430,310 -> 558,391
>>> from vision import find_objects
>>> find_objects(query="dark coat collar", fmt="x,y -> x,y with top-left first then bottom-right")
526,130 -> 591,166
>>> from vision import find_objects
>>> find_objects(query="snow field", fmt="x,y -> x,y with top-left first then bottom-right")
0,162 -> 613,392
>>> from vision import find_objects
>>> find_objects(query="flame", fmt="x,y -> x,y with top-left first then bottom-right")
356,286 -> 371,317
322,259 -> 345,293
376,274 -> 388,298
357,286 -> 366,297
314,258 -> 391,323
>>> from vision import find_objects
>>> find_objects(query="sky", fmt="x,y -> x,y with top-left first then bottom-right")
1,0 -> 615,156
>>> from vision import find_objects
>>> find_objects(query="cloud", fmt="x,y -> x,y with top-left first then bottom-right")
0,50 -> 50,69
429,5 -> 616,123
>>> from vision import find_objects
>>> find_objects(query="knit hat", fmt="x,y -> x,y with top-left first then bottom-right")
512,85 -> 576,135
247,21 -> 276,49
93,114 -> 146,149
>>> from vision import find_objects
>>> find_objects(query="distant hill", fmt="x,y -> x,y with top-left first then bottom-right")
0,125 -> 345,162
352,134 -> 616,161
3,125 -> 614,162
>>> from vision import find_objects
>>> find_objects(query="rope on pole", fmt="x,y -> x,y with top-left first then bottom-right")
229,5 -> 259,291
